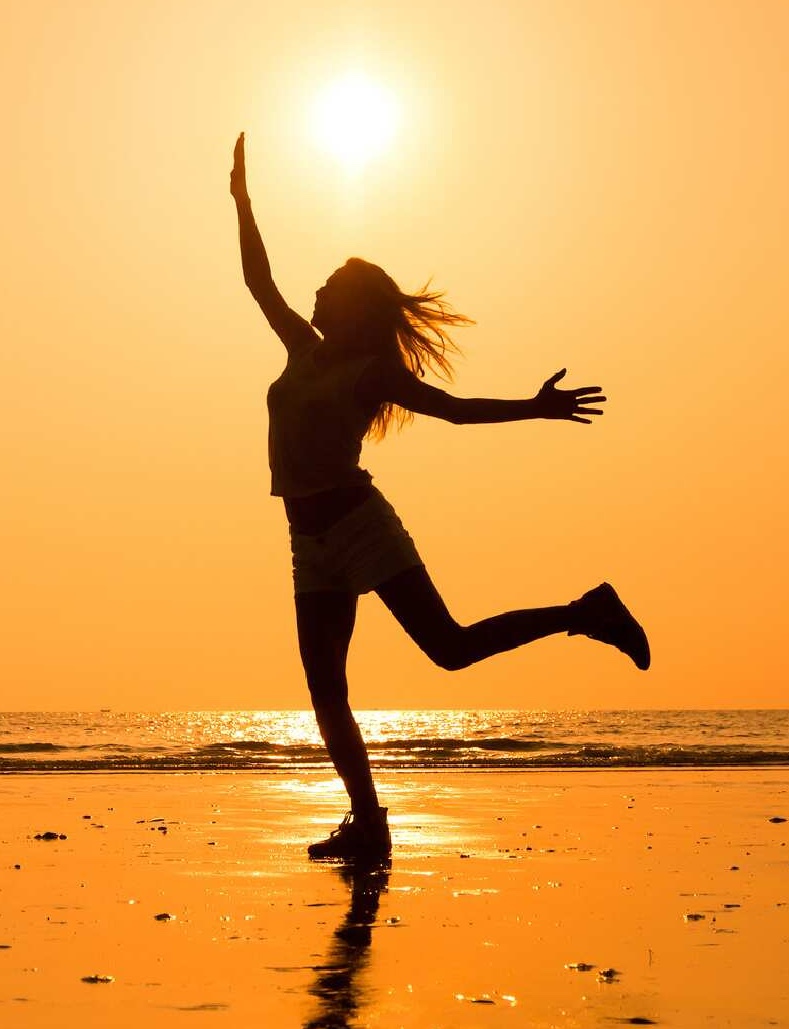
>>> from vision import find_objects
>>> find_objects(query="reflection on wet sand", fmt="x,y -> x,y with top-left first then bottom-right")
304,862 -> 390,1029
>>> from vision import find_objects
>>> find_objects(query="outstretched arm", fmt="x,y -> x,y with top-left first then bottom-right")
230,133 -> 316,352
367,365 -> 606,425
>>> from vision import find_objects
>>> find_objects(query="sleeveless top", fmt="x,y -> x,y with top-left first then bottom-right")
267,342 -> 376,498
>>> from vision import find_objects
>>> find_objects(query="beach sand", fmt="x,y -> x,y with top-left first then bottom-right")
1,769 -> 787,1028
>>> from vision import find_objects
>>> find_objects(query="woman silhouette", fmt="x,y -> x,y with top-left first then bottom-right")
230,133 -> 649,862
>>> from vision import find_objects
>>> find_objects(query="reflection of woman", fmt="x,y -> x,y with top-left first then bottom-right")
230,133 -> 649,862
305,864 -> 388,1029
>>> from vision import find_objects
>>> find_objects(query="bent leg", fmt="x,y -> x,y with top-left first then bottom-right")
376,565 -> 574,670
295,590 -> 381,821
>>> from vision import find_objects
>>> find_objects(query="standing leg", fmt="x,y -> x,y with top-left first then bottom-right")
295,590 -> 381,822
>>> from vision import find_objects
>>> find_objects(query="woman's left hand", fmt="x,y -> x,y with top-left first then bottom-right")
533,369 -> 606,423
230,132 -> 249,201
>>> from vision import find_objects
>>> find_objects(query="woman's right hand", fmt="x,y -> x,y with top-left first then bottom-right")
230,132 -> 249,201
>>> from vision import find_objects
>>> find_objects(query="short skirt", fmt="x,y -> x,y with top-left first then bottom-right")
289,487 -> 423,595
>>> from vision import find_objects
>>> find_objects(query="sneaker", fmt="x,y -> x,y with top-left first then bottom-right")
568,582 -> 650,670
307,808 -> 391,862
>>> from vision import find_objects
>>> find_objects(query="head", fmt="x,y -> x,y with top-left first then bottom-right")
312,258 -> 473,438
311,259 -> 401,344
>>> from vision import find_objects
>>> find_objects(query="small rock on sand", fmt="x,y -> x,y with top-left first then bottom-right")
455,993 -> 495,1004
597,967 -> 618,982
34,832 -> 66,841
81,974 -> 115,984
154,912 -> 176,922
768,816 -> 786,824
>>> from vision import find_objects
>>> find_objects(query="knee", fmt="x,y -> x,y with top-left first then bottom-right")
425,626 -> 472,671
433,650 -> 471,672
307,678 -> 351,723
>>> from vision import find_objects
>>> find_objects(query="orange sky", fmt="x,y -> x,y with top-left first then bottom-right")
3,1 -> 787,710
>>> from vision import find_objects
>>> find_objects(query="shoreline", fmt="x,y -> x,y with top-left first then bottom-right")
3,761 -> 789,775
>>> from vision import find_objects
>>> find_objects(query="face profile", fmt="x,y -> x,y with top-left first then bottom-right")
310,269 -> 359,335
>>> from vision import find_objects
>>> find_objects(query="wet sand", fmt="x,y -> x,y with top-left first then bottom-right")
0,769 -> 787,1027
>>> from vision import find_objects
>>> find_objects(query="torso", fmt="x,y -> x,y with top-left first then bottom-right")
267,341 -> 380,506
267,342 -> 380,506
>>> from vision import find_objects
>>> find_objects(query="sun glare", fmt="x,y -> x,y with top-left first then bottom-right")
311,72 -> 399,173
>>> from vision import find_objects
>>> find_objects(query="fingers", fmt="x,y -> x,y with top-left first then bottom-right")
545,368 -> 567,387
233,132 -> 245,162
542,371 -> 607,424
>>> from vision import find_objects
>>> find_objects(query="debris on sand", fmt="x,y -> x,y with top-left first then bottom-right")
154,912 -> 176,922
565,962 -> 594,972
81,974 -> 115,984
34,832 -> 67,841
683,912 -> 705,922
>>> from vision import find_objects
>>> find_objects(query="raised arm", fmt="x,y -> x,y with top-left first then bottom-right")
230,133 -> 316,352
363,364 -> 606,425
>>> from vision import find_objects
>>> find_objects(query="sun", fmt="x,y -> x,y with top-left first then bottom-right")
311,72 -> 399,173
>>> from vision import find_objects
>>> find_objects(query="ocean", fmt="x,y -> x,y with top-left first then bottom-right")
0,709 -> 787,773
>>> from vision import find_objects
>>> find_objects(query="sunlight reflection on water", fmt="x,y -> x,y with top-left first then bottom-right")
2,709 -> 788,771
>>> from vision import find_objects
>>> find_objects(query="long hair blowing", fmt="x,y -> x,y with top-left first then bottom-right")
344,259 -> 474,439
